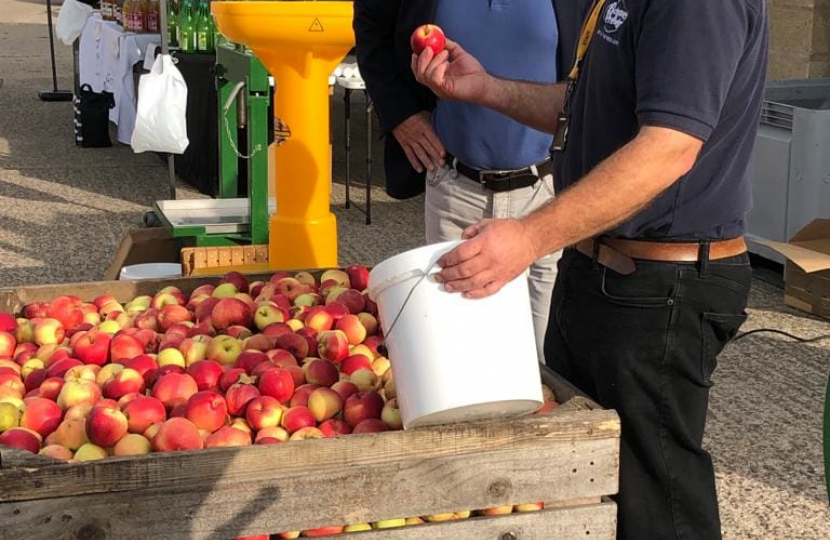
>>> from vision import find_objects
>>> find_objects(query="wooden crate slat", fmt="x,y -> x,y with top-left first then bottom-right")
311,504 -> 618,540
0,447 -> 60,469
0,492 -> 616,540
0,409 -> 618,503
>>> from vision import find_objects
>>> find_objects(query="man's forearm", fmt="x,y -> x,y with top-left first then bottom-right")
479,79 -> 567,134
521,127 -> 703,257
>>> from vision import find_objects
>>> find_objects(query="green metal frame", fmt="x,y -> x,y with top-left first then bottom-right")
216,44 -> 270,246
159,45 -> 271,249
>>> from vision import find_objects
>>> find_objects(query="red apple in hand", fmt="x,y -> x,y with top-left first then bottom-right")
411,24 -> 446,55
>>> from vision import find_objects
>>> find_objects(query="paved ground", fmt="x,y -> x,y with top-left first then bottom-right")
0,2 -> 828,538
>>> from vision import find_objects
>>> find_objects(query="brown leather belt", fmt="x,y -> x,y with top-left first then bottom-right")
574,237 -> 748,275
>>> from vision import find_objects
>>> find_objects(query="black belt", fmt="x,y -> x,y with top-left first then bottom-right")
447,154 -> 553,193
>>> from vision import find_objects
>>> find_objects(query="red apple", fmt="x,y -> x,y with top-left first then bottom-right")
317,330 -> 349,363
344,390 -> 384,428
122,354 -> 158,386
236,350 -> 269,374
225,382 -> 261,417
245,396 -> 284,430
133,308 -> 160,332
258,368 -> 295,403
152,417 -> 203,452
38,377 -> 64,401
186,360 -> 224,392
411,24 -> 446,55
123,396 -> 167,434
211,298 -> 253,332
289,383 -> 320,408
218,368 -> 250,393
71,329 -> 111,366
0,331 -> 16,357
345,265 -> 370,291
319,418 -> 351,437
331,380 -> 359,402
86,406 -> 128,447
185,391 -> 228,432
353,418 -> 388,434
340,354 -> 373,376
205,425 -> 252,448
0,312 -> 17,333
275,333 -> 309,360
0,427 -> 42,454
102,367 -> 145,400
242,333 -> 276,352
20,397 -> 62,438
304,358 -> 339,387
281,406 -> 316,434
335,315 -> 366,345
324,302 -> 349,321
262,322 -> 293,339
250,360 -> 278,379
302,526 -> 345,537
110,334 -> 144,362
152,372 -> 198,410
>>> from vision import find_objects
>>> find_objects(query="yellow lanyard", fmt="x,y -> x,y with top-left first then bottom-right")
567,0 -> 611,81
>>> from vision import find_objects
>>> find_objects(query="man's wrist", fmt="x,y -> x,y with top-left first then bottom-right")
479,75 -> 506,109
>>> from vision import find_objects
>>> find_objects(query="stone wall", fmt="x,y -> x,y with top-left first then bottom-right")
769,0 -> 830,79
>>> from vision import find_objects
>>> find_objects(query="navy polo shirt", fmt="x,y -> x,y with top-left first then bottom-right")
434,0 -> 558,170
554,0 -> 769,240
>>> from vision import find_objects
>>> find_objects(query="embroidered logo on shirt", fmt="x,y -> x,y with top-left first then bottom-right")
603,0 -> 629,34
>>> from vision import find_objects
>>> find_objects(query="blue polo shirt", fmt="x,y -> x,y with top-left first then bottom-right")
433,0 -> 558,171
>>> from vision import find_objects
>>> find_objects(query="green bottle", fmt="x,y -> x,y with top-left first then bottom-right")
196,2 -> 215,53
178,0 -> 196,53
167,0 -> 179,48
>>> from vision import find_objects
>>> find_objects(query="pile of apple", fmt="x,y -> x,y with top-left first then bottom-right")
0,267 -> 558,538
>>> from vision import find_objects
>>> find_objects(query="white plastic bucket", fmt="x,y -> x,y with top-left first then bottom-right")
367,241 -> 543,429
119,263 -> 182,281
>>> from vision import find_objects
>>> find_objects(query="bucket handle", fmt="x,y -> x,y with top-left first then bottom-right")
371,260 -> 441,348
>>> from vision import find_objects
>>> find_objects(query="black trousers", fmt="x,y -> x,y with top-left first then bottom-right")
545,247 -> 751,540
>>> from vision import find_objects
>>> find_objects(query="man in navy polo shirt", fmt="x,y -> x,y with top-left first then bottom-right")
355,0 -> 586,361
413,0 -> 768,538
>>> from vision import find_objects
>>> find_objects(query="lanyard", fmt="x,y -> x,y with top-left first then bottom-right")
553,0 -> 610,152
568,0 -> 611,82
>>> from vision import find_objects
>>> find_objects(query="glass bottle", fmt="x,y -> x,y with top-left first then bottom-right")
197,2 -> 215,53
167,0 -> 179,47
113,0 -> 123,27
145,0 -> 160,34
121,0 -> 132,31
178,0 -> 196,53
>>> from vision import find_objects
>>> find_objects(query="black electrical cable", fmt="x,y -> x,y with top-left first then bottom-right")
732,328 -> 830,344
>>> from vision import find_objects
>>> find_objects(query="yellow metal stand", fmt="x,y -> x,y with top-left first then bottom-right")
212,1 -> 355,270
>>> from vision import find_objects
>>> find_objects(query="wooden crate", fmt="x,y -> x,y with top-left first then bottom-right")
0,276 -> 620,540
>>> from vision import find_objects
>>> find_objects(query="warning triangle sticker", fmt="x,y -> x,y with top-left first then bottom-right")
309,18 -> 324,32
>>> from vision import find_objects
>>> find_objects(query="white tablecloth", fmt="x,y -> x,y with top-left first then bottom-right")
78,14 -> 159,144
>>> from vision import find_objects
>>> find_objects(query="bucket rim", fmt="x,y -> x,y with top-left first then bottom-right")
366,240 -> 461,301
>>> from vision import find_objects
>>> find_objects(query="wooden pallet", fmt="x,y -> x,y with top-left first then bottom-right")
181,245 -> 272,277
0,274 -> 621,540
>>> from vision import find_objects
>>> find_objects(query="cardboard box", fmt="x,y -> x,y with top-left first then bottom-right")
754,219 -> 830,318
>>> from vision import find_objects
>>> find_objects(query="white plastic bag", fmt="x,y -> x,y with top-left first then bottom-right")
56,0 -> 93,46
131,55 -> 190,154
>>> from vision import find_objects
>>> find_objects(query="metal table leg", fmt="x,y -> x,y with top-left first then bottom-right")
344,88 -> 352,209
365,96 -> 373,225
